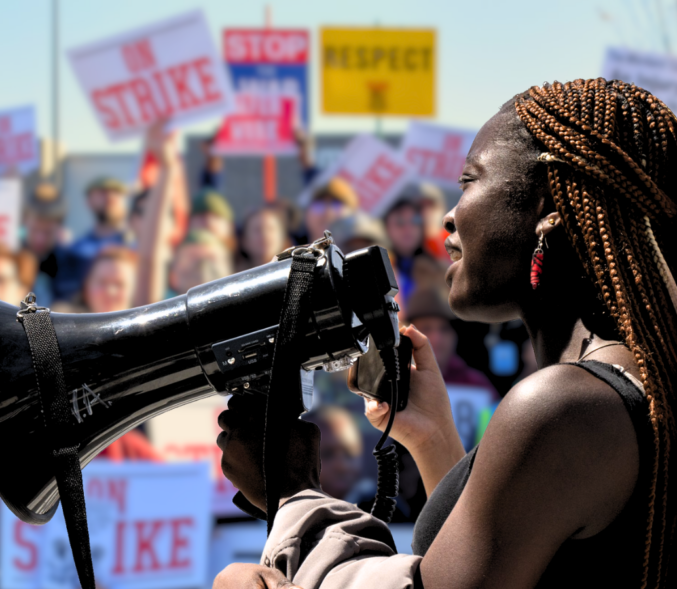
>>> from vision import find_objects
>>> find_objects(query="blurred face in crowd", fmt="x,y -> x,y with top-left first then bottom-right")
84,258 -> 136,313
420,198 -> 446,239
0,256 -> 25,305
87,188 -> 127,228
411,315 -> 457,368
385,203 -> 423,258
306,196 -> 351,242
241,209 -> 287,265
190,212 -> 234,245
24,212 -> 61,257
315,416 -> 362,500
170,242 -> 232,295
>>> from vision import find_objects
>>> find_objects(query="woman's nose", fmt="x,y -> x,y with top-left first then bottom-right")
443,207 -> 457,234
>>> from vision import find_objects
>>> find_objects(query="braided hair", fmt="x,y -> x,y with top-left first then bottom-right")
512,78 -> 677,588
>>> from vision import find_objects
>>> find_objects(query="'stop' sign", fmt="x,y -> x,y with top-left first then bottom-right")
224,29 -> 309,64
321,28 -> 436,116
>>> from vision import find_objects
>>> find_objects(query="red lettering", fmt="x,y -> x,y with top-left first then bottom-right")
152,71 -> 175,116
129,79 -> 161,122
167,63 -> 201,110
13,522 -> 38,571
168,518 -> 193,569
133,520 -> 163,572
113,521 -> 126,574
193,57 -> 222,103
108,479 -> 128,513
92,89 -> 121,130
122,39 -> 156,73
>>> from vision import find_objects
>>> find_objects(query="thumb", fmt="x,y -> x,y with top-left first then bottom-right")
402,324 -> 439,372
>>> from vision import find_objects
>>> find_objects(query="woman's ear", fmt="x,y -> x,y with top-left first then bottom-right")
537,212 -> 561,237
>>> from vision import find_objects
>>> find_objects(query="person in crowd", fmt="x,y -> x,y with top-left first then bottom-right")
237,205 -> 291,272
216,80 -> 677,589
305,177 -> 359,243
54,176 -> 129,301
383,196 -> 439,304
189,189 -> 236,252
199,133 -> 224,190
22,183 -> 69,306
168,229 -> 233,297
328,211 -> 389,254
406,287 -> 499,400
52,246 -> 137,314
417,182 -> 451,262
302,406 -> 366,503
0,245 -> 37,306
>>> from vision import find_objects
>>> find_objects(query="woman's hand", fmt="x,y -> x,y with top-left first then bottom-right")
213,564 -> 303,589
352,324 -> 466,495
217,393 -> 321,513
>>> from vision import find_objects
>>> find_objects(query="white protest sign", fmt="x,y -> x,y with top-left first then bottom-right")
0,179 -> 22,250
0,504 -> 45,589
302,134 -> 415,216
147,396 -> 241,518
602,47 -> 677,114
0,106 -> 39,176
446,385 -> 494,451
68,10 -> 235,141
400,121 -> 475,189
38,461 -> 211,589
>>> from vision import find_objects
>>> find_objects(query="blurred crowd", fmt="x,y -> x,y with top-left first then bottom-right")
1,123 -> 538,522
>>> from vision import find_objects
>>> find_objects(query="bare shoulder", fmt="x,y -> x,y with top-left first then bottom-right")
471,363 -> 640,538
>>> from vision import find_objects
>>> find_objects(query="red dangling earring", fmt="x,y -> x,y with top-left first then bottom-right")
530,230 -> 546,289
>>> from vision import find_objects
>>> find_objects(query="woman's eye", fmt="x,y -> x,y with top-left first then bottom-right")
458,175 -> 473,187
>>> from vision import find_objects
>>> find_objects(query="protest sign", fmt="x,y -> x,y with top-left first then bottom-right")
602,47 -> 677,114
68,10 -> 235,141
321,28 -> 435,116
302,134 -> 415,216
0,505 -> 45,589
147,396 -> 241,517
0,106 -> 39,176
446,385 -> 495,451
0,179 -> 22,250
400,121 -> 476,189
213,29 -> 309,155
35,461 -> 211,589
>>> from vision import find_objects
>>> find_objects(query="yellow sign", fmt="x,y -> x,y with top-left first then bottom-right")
321,28 -> 436,116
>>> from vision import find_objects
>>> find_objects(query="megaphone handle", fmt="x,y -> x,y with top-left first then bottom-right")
18,297 -> 96,589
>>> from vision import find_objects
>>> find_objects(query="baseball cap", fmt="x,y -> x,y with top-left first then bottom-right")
311,177 -> 359,210
398,182 -> 445,207
191,189 -> 234,222
25,183 -> 66,220
329,212 -> 389,249
85,176 -> 127,195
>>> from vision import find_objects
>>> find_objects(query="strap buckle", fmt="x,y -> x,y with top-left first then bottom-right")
16,292 -> 50,321
276,230 -> 334,261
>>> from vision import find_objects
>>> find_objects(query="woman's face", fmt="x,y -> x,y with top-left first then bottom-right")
242,210 -> 287,264
84,259 -> 136,313
385,204 -> 423,258
444,112 -> 542,323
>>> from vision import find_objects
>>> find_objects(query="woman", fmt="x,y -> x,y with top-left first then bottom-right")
237,206 -> 292,271
215,79 -> 676,588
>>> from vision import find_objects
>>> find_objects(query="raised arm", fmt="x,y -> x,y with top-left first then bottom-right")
133,122 -> 182,307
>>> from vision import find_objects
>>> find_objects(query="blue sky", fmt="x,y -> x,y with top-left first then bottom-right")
0,0 -> 668,153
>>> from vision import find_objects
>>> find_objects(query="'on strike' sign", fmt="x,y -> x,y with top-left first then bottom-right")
68,10 -> 235,141
0,106 -> 39,176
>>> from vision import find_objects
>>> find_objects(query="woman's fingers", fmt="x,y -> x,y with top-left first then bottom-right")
402,324 -> 438,372
364,399 -> 390,430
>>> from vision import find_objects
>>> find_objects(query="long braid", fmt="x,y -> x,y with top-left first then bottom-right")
515,79 -> 677,588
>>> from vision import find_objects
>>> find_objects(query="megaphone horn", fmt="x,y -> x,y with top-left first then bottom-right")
0,243 -> 399,524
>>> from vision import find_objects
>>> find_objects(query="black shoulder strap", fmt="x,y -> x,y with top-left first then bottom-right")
17,294 -> 96,589
263,251 -> 317,534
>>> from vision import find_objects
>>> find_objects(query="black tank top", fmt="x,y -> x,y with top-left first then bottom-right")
411,361 -> 652,588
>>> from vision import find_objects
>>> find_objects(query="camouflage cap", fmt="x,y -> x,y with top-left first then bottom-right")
85,176 -> 128,195
191,189 -> 234,222
25,182 -> 66,220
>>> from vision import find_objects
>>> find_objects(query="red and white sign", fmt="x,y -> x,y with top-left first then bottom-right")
400,121 -> 476,189
303,134 -> 415,216
224,29 -> 309,64
67,10 -> 235,141
0,106 -> 39,176
0,179 -> 22,250
212,92 -> 296,155
147,396 -> 240,517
